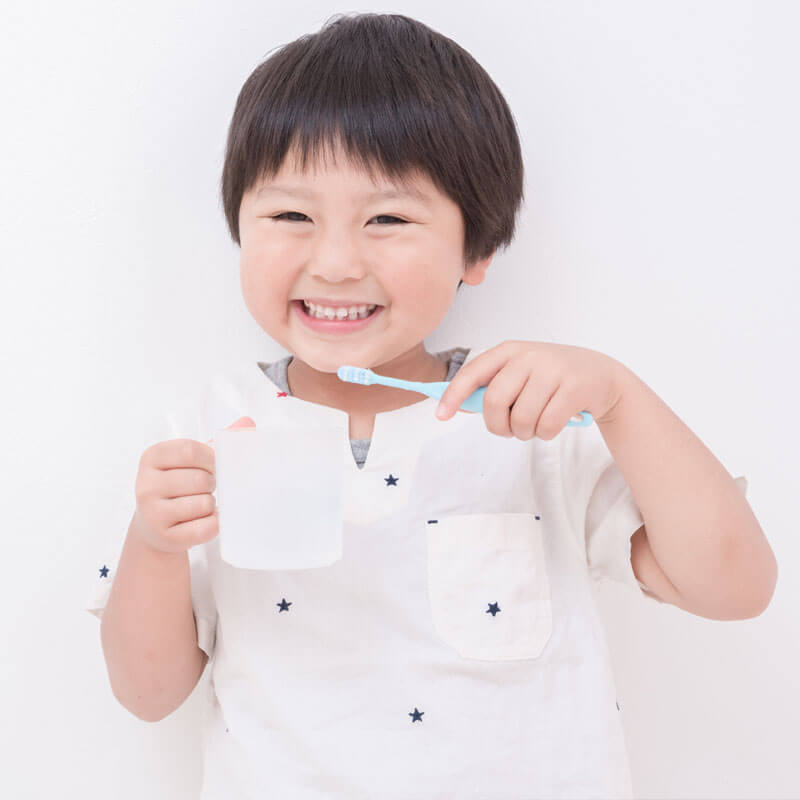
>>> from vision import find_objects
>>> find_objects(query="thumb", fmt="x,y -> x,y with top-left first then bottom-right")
207,416 -> 256,446
227,416 -> 257,430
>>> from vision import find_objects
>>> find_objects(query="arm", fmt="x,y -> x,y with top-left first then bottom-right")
597,365 -> 777,620
100,512 -> 208,721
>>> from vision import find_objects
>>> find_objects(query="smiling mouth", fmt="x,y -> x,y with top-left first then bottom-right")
291,299 -> 385,331
298,300 -> 381,321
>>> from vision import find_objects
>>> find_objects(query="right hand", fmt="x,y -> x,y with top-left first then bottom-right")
132,416 -> 257,554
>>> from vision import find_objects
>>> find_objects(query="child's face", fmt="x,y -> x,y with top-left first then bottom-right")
237,140 -> 491,385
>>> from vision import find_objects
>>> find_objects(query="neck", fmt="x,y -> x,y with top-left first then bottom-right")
286,346 -> 448,416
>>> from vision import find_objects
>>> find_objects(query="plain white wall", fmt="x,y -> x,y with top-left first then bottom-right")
1,1 -> 797,797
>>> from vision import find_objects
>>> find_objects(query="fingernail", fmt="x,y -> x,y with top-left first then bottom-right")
435,403 -> 449,419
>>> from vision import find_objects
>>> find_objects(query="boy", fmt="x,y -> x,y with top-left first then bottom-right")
88,12 -> 775,798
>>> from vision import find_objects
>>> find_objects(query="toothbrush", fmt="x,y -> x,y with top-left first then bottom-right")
336,366 -> 594,426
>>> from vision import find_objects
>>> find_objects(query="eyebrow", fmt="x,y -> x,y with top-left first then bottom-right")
255,183 -> 430,204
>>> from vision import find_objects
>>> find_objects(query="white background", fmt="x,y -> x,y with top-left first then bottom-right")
1,1 -> 798,797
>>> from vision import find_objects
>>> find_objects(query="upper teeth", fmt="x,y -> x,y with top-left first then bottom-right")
303,300 -> 377,320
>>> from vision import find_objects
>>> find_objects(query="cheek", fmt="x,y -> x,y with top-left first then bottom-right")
389,255 -> 456,312
240,236 -> 284,286
239,252 -> 297,323
239,269 -> 263,322
390,229 -> 460,292
239,254 -> 277,317
238,255 -> 262,302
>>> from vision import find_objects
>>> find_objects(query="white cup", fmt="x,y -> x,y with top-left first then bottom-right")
212,425 -> 344,569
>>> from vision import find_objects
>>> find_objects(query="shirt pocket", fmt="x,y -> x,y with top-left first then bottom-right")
425,512 -> 552,661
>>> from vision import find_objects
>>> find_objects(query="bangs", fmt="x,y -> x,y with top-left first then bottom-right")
221,12 -> 524,267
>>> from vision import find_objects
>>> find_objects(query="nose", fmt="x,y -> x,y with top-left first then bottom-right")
308,228 -> 369,283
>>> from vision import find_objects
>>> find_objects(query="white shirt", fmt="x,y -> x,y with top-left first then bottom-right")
88,343 -> 678,798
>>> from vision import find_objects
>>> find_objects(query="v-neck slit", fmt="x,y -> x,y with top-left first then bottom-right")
256,347 -> 471,471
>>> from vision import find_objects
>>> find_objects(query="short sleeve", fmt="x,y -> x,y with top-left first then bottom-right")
558,423 -> 750,606
559,422 -> 661,605
84,388 -> 229,661
85,537 -> 217,660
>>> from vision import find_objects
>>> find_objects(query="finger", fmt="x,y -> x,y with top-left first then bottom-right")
229,416 -> 257,429
531,384 -> 573,440
207,416 -> 256,446
435,343 -> 517,420
159,467 -> 216,500
481,364 -> 531,438
508,376 -> 558,440
158,493 -> 217,529
149,438 -> 215,473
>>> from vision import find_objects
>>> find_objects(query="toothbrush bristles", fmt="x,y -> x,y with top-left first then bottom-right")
337,366 -> 373,385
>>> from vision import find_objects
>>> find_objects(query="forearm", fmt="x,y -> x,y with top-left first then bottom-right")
597,363 -> 777,617
100,513 -> 206,721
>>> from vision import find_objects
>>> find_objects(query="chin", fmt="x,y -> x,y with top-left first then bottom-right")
291,352 -> 349,374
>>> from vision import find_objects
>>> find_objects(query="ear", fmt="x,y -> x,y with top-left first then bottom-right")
460,251 -> 494,287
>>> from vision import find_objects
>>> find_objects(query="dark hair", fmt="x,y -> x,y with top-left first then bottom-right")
220,12 -> 525,290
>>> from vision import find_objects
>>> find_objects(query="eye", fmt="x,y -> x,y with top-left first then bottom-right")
371,215 -> 407,225
270,212 -> 407,225
271,212 -> 310,222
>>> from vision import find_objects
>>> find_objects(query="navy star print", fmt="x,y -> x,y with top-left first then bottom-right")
273,595 -> 426,724
99,565 -> 109,578
486,602 -> 501,616
384,473 -> 398,486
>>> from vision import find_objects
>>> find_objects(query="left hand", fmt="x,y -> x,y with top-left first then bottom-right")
435,340 -> 631,440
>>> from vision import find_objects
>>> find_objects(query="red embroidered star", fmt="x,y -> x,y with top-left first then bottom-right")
277,391 -> 288,398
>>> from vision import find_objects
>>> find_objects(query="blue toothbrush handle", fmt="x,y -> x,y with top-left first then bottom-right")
459,386 -> 593,426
